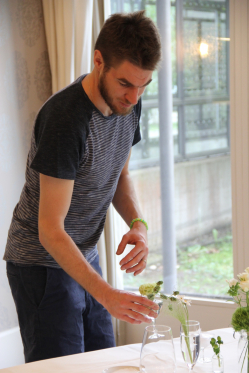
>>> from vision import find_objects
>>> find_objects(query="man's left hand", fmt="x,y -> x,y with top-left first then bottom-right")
116,224 -> 148,276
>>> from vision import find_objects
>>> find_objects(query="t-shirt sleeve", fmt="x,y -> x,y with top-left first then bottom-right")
132,98 -> 142,146
30,99 -> 89,180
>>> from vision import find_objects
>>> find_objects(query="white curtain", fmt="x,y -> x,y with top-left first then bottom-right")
99,207 -> 126,345
42,0 -> 111,93
42,0 -> 125,344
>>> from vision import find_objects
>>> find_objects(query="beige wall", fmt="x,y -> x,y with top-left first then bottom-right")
0,0 -> 52,332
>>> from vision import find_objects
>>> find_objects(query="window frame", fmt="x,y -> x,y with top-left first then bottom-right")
230,0 -> 249,277
110,0 -> 248,296
112,0 -> 249,344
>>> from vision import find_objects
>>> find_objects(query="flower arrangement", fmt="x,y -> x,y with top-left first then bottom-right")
139,281 -> 163,300
227,268 -> 249,331
139,281 -> 193,363
227,267 -> 249,372
139,281 -> 191,323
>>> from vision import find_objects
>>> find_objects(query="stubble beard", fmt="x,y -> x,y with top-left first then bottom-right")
98,71 -> 134,116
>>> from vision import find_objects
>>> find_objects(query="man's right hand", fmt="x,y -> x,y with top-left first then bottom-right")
102,288 -> 159,324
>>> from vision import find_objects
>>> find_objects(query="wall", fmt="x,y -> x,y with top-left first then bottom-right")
174,155 -> 231,244
0,0 -> 52,333
0,327 -> 24,369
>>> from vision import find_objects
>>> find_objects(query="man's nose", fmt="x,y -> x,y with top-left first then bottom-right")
126,87 -> 140,105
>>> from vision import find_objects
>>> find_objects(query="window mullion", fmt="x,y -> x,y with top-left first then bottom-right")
230,0 -> 249,276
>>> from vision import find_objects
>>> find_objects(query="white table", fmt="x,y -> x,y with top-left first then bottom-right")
0,328 -> 237,372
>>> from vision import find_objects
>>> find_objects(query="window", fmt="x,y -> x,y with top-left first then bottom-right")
111,0 -> 232,298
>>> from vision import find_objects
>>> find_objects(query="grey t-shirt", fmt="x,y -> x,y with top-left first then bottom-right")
4,75 -> 141,267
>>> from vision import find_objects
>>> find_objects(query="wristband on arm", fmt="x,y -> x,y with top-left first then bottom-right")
129,218 -> 148,231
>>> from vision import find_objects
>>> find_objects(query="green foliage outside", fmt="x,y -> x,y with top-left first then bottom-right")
177,232 -> 233,296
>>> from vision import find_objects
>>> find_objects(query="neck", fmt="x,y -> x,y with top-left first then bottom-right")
82,69 -> 112,116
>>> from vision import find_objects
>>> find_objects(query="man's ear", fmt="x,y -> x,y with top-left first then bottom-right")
93,50 -> 104,72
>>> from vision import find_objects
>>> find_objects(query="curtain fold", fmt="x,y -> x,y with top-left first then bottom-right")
42,0 -> 124,344
42,0 -> 94,93
98,206 -> 126,345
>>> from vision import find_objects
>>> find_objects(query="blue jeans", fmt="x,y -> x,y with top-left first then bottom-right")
6,254 -> 115,363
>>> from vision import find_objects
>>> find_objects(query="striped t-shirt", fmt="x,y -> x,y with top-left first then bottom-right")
3,75 -> 141,268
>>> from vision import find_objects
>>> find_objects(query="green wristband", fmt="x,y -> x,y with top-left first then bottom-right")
130,218 -> 148,230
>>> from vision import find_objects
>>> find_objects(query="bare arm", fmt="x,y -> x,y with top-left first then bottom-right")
112,151 -> 149,276
39,173 -> 158,324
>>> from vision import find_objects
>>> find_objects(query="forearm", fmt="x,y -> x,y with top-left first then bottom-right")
39,226 -> 111,307
113,170 -> 148,277
112,172 -> 143,226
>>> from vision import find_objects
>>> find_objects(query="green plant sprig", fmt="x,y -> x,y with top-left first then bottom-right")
210,336 -> 223,355
140,282 -> 190,323
142,281 -> 163,300
210,336 -> 223,367
139,281 -> 192,364
227,282 -> 244,307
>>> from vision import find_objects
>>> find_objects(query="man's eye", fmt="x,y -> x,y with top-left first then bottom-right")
119,82 -> 128,87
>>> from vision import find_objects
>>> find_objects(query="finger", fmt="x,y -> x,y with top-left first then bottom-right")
120,252 -> 146,270
125,309 -> 153,323
121,315 -> 143,324
117,230 -> 146,255
124,259 -> 146,274
125,260 -> 146,274
119,242 -> 147,266
133,267 -> 145,276
129,294 -> 159,311
116,235 -> 130,255
116,243 -> 125,256
120,292 -> 158,310
129,302 -> 158,318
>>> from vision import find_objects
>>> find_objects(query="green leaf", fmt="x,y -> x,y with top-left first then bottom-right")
170,296 -> 177,301
217,336 -> 223,344
153,285 -> 160,293
210,336 -> 222,355
147,293 -> 155,300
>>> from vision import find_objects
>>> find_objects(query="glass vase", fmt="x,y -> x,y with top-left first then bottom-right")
238,330 -> 249,373
140,325 -> 176,373
212,354 -> 224,373
180,320 -> 200,371
148,296 -> 163,339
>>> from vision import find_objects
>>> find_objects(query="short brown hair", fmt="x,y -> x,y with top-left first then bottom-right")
94,11 -> 161,71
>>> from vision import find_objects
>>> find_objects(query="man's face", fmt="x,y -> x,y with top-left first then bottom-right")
98,60 -> 153,116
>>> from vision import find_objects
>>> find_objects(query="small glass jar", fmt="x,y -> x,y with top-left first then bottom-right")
238,330 -> 249,373
212,354 -> 224,373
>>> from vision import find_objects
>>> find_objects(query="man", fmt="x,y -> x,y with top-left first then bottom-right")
4,11 -> 162,362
